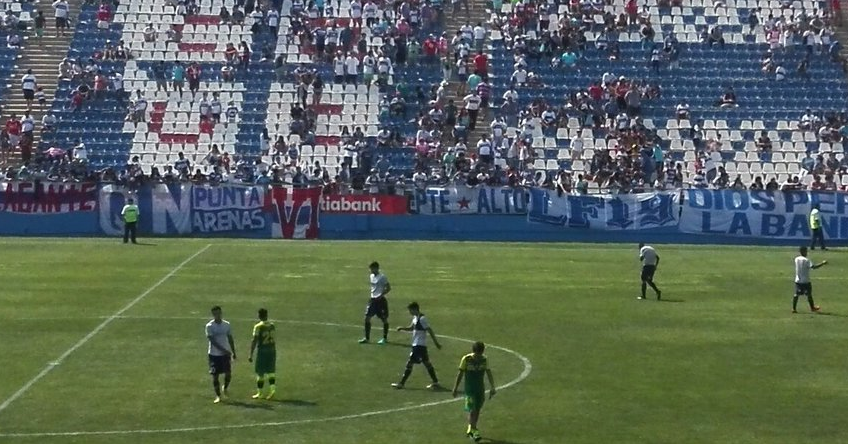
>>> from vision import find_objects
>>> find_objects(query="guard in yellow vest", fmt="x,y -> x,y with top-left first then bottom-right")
809,203 -> 826,250
121,198 -> 139,244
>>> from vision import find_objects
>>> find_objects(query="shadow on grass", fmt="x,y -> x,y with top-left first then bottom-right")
479,438 -> 526,444
392,385 -> 450,393
130,242 -> 158,246
268,399 -> 318,407
815,311 -> 848,318
360,341 -> 408,348
659,298 -> 685,303
224,400 -> 274,410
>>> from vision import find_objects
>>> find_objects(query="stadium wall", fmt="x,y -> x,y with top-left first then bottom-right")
0,182 -> 842,246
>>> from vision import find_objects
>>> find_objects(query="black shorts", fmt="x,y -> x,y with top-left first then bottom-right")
23,90 -> 34,100
364,296 -> 389,319
408,345 -> 430,364
795,282 -> 812,296
641,265 -> 656,281
56,17 -> 67,28
208,354 -> 231,375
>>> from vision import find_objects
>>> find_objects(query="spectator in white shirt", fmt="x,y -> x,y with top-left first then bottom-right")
7,33 -> 21,48
473,22 -> 486,50
73,142 -> 88,162
412,170 -> 428,189
799,109 -> 817,130
502,86 -> 518,102
676,102 -> 690,120
333,53 -> 345,83
52,0 -> 70,37
350,0 -> 363,28
775,64 -> 786,81
463,92 -> 481,130
42,113 -> 57,133
345,53 -> 359,84
267,9 -> 279,35
21,69 -> 37,110
570,135 -> 584,161
143,23 -> 157,42
511,67 -> 527,86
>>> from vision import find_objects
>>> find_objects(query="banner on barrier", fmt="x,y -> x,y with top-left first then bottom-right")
270,187 -> 321,239
99,183 -> 192,235
679,189 -> 848,240
528,188 -> 680,230
0,181 -> 97,214
321,194 -> 408,214
191,185 -> 268,233
411,186 -> 527,215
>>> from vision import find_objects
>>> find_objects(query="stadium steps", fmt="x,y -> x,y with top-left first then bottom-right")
443,0 -> 492,149
2,0 -> 82,166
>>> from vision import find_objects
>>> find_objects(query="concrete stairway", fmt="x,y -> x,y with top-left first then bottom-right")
3,0 -> 82,165
443,0 -> 492,148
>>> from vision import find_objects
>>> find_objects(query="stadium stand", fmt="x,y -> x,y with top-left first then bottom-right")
486,0 -> 848,192
3,0 -> 848,193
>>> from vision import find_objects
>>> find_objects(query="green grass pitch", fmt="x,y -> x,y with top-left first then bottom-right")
0,239 -> 846,444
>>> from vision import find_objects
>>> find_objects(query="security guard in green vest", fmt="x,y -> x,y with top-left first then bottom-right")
121,198 -> 139,244
809,203 -> 826,250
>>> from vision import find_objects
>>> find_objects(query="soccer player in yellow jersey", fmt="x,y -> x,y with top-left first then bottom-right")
452,341 -> 496,442
248,308 -> 277,400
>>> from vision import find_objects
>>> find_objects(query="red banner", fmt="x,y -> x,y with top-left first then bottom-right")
0,181 -> 98,214
270,187 -> 320,239
320,194 -> 408,215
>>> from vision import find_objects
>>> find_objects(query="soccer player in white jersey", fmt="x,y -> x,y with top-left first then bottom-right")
793,246 -> 826,313
359,261 -> 391,344
638,243 -> 662,300
206,306 -> 236,403
392,302 -> 442,389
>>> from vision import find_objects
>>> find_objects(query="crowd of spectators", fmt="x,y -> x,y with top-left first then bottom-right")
4,0 -> 848,195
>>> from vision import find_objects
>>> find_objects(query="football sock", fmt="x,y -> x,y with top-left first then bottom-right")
808,296 -> 817,310
256,376 -> 265,390
364,321 -> 372,341
224,374 -> 231,390
792,295 -> 799,311
382,323 -> 389,340
424,363 -> 438,383
268,374 -> 276,387
648,281 -> 660,294
213,378 -> 221,396
641,282 -> 647,298
400,363 -> 413,384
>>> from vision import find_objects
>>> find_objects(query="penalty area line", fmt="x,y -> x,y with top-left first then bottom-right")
0,244 -> 212,414
0,319 -> 532,438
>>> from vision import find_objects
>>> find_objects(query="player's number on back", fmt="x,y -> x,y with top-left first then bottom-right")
262,331 -> 274,345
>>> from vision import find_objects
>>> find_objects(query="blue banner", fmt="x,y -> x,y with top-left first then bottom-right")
410,186 -> 528,215
679,189 -> 848,240
190,185 -> 268,234
98,184 -> 272,237
528,188 -> 680,230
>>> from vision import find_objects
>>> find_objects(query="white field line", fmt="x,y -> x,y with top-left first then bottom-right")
0,244 -> 212,414
0,318 -> 532,438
